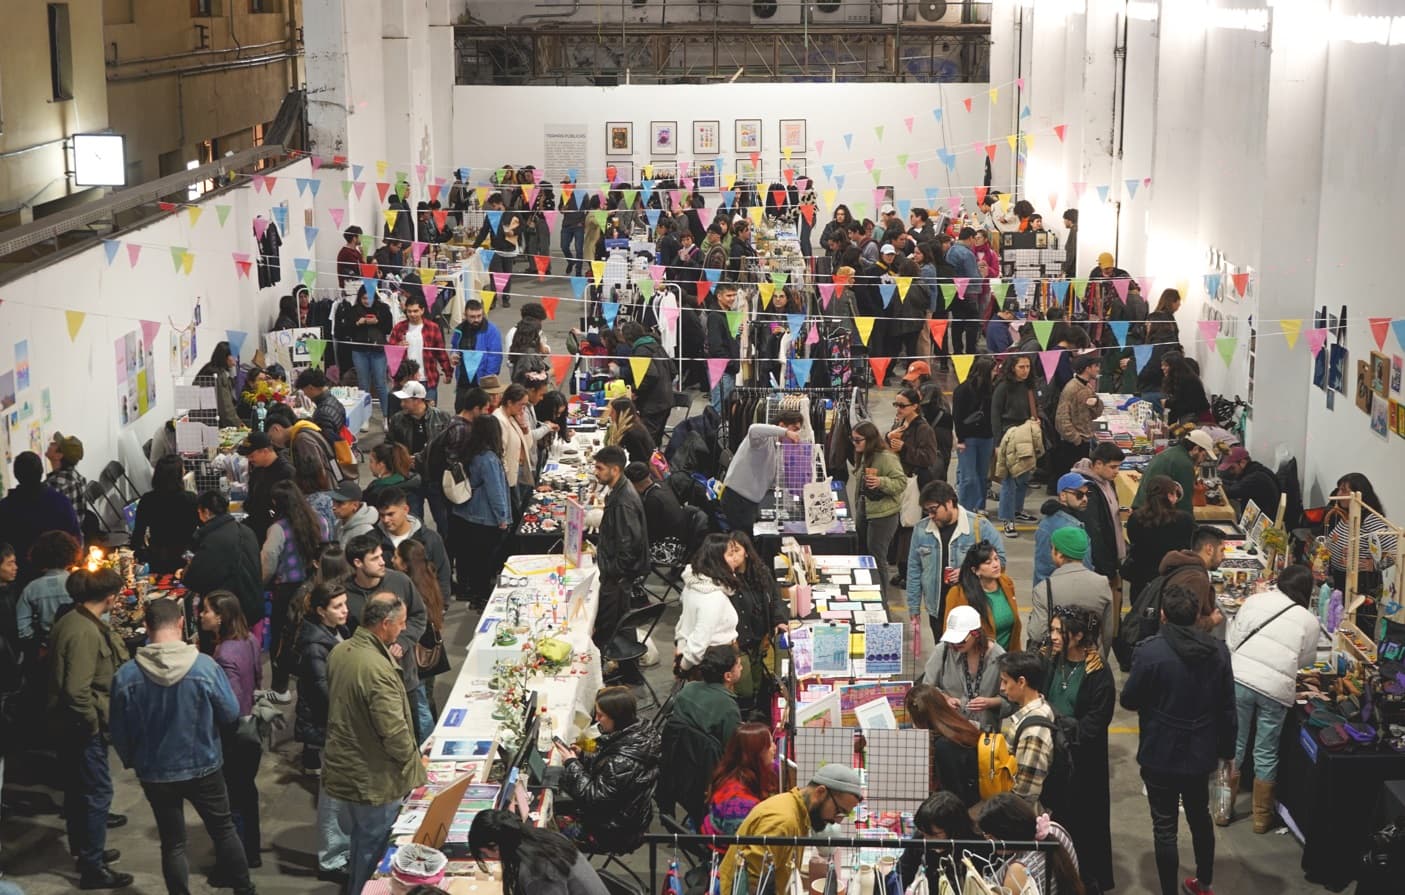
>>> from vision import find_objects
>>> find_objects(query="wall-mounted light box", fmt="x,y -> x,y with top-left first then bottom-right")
72,133 -> 127,187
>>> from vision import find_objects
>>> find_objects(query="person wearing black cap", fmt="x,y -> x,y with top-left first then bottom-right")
1051,352 -> 1104,486
185,489 -> 265,628
238,431 -> 294,545
330,479 -> 378,546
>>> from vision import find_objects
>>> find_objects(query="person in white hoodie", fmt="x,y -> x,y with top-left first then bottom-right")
330,480 -> 379,547
1226,564 -> 1321,833
674,534 -> 742,673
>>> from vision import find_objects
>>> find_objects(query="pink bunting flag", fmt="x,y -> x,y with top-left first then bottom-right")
1197,320 -> 1221,343
329,208 -> 346,230
423,283 -> 439,307
1306,328 -> 1329,357
384,344 -> 407,376
253,217 -> 269,241
815,139 -> 824,157
873,188 -> 886,208
353,182 -> 367,200
524,186 -> 539,207
310,155 -> 323,171
697,207 -> 715,228
864,158 -> 876,172
492,272 -> 511,294
907,162 -> 920,179
414,164 -> 427,182
252,175 -> 267,193
543,210 -> 559,232
1112,278 -> 1129,300
680,162 -> 691,177
649,264 -> 667,285
817,283 -> 835,309
1137,277 -> 1153,297
706,358 -> 730,389
904,116 -> 915,133
140,320 -> 162,348
127,244 -> 143,267
1072,180 -> 1087,197
410,242 -> 426,263
806,322 -> 820,346
1016,77 -> 1025,89
954,277 -> 970,298
1039,350 -> 1062,382
659,304 -> 680,331
947,195 -> 961,214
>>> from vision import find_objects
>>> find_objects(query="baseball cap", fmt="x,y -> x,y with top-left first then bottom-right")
1186,429 -> 1218,455
1217,446 -> 1250,471
236,432 -> 274,456
941,605 -> 983,644
51,432 -> 84,464
1056,472 -> 1090,493
902,361 -> 931,382
393,381 -> 427,400
478,375 -> 506,395
1098,252 -> 1115,267
330,479 -> 363,503
880,244 -> 897,256
880,203 -> 896,216
809,764 -> 864,798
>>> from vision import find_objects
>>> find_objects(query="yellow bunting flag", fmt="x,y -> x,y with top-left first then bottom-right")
1007,135 -> 1019,154
477,186 -> 492,206
998,192 -> 1011,213
376,160 -> 389,180
758,283 -> 775,308
641,164 -> 652,180
629,355 -> 651,385
65,310 -> 86,341
1282,318 -> 1303,349
822,189 -> 838,209
419,266 -> 436,284
182,251 -> 194,275
724,173 -> 737,191
187,207 -> 203,228
952,354 -> 976,383
989,87 -> 999,105
895,277 -> 912,302
480,289 -> 495,313
854,316 -> 876,346
783,147 -> 793,161
1023,133 -> 1035,151
749,206 -> 764,226
590,259 -> 606,285
1176,280 -> 1189,302
383,209 -> 399,232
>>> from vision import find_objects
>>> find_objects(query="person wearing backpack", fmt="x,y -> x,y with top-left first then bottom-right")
1046,607 -> 1115,894
996,651 -> 1060,813
1226,564 -> 1320,833
1113,527 -> 1226,670
1120,584 -> 1237,895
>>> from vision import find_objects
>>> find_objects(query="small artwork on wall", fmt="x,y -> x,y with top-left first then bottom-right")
605,161 -> 634,185
1372,351 -> 1391,396
1396,401 -> 1405,437
1356,360 -> 1373,413
735,156 -> 762,183
779,157 -> 807,181
694,159 -> 719,190
1391,400 -> 1401,436
606,121 -> 633,156
780,119 -> 807,155
1393,355 -> 1403,395
693,121 -> 720,155
650,121 -> 677,155
735,119 -> 762,153
647,160 -> 678,183
1372,394 -> 1391,439
1330,344 -> 1349,395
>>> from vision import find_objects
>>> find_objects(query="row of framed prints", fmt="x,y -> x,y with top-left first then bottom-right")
607,157 -> 807,188
607,119 -> 808,156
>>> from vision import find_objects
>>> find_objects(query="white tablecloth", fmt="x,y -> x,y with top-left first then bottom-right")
342,391 -> 373,433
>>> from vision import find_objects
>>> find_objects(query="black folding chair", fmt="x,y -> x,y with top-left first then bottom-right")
99,460 -> 142,505
596,865 -> 646,895
602,602 -> 668,710
664,390 -> 695,441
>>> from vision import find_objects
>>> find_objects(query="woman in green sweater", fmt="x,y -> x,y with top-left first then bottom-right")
850,420 -> 910,599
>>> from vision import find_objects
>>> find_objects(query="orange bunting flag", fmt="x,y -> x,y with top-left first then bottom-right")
963,97 -> 973,113
928,319 -> 949,349
869,356 -> 892,387
1231,272 -> 1250,297
550,354 -> 573,386
833,270 -> 852,291
541,296 -> 559,320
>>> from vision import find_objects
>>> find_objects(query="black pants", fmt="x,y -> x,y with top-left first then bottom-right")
269,581 -> 300,692
1142,769 -> 1215,895
595,576 -> 629,650
721,488 -> 760,535
142,769 -> 252,895
950,317 -> 981,354
221,730 -> 263,866
449,514 -> 505,603
641,409 -> 669,446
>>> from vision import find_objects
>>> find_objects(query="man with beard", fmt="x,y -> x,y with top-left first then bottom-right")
453,298 -> 504,396
718,765 -> 864,895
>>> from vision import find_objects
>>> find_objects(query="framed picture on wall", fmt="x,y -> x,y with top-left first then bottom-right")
779,157 -> 807,181
1330,344 -> 1349,395
648,160 -> 679,183
605,161 -> 634,185
735,119 -> 762,153
693,121 -> 720,155
780,119 -> 807,154
695,159 -> 719,190
1356,360 -> 1372,412
1371,351 -> 1390,396
606,122 -> 633,156
650,121 -> 678,155
735,156 -> 762,183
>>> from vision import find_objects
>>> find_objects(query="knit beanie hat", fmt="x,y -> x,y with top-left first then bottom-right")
1050,526 -> 1089,561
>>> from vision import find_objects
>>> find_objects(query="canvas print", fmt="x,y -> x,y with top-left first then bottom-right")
735,119 -> 762,153
735,156 -> 762,183
1396,402 -> 1405,437
650,121 -> 677,155
693,120 -> 719,155
1372,394 -> 1391,438
780,119 -> 807,154
1391,400 -> 1400,436
1356,360 -> 1373,412
606,121 -> 633,156
1372,351 -> 1391,396
695,159 -> 719,190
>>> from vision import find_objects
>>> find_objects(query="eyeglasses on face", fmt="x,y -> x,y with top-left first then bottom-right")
892,401 -> 913,409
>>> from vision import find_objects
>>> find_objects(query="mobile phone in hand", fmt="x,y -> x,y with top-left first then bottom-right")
552,736 -> 571,750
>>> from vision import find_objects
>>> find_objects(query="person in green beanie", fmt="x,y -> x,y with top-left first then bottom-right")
1025,525 -> 1116,648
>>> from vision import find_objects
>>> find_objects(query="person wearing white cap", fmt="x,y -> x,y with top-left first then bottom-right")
1132,428 -> 1218,515
718,763 -> 865,895
922,604 -> 1007,731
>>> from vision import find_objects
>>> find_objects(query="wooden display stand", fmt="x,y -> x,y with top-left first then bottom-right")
1331,490 -> 1405,663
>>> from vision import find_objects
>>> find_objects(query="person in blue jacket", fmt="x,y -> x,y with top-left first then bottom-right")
448,414 -> 512,606
907,480 -> 1005,648
453,298 -> 504,394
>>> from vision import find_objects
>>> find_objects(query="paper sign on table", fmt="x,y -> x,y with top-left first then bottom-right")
811,623 -> 852,674
864,622 -> 903,675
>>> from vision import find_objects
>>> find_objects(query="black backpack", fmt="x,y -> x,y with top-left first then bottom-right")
1014,713 -> 1076,819
1113,572 -> 1174,671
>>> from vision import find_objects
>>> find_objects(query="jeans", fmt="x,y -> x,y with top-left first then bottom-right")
221,730 -> 262,864
1234,683 -> 1288,783
562,225 -> 585,276
62,732 -> 112,871
857,505 -> 900,597
956,437 -> 993,512
142,770 -> 251,895
1143,769 -> 1216,895
346,799 -> 402,895
709,371 -> 736,414
351,348 -> 391,426
316,784 -> 351,873
408,684 -> 434,745
998,471 -> 1031,522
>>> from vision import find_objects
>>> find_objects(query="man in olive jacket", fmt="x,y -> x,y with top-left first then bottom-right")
323,593 -> 427,895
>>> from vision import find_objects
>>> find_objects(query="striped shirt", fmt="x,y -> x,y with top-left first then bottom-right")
1328,513 -> 1398,573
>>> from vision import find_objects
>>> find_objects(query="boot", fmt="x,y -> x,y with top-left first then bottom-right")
1252,780 -> 1276,833
1215,772 -> 1240,826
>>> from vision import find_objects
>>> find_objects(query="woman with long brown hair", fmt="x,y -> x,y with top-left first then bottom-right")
393,539 -> 450,715
905,683 -> 981,806
850,420 -> 909,601
1124,474 -> 1195,603
699,722 -> 780,848
605,396 -> 656,465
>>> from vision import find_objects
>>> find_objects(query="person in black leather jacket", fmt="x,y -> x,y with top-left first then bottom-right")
592,447 -> 649,648
620,321 -> 676,443
294,582 -> 350,774
559,686 -> 661,853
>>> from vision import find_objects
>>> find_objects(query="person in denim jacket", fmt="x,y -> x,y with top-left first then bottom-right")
110,598 -> 254,895
907,480 -> 1005,649
448,414 -> 512,605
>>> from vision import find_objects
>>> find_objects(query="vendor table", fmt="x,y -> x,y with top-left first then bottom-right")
1277,708 -> 1405,890
1114,469 -> 1238,522
338,388 -> 373,433
752,483 -> 859,563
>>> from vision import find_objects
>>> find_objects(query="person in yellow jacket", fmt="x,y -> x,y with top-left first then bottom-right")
719,765 -> 865,895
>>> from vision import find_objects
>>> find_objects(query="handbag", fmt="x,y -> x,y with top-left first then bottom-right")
415,621 -> 451,675
442,459 -> 473,505
900,474 -> 923,527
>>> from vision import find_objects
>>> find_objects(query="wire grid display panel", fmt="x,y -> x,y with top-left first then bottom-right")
775,441 -> 827,516
795,728 -> 930,819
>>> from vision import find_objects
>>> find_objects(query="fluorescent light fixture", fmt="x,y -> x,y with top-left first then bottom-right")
71,133 -> 127,187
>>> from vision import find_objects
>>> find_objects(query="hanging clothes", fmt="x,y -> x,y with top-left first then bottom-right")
256,218 -> 283,288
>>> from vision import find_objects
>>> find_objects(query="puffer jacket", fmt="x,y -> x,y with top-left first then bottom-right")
560,719 -> 661,852
675,567 -> 740,670
1054,374 -> 1103,444
993,418 -> 1045,482
1228,590 -> 1320,706
294,619 -> 347,748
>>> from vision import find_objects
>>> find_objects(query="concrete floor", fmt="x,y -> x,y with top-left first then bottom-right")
0,276 -> 1330,893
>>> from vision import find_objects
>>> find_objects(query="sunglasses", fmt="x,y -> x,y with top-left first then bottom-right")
1071,490 -> 1089,499
892,401 -> 913,409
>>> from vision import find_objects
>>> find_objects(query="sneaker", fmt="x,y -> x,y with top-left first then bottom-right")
1015,511 -> 1038,523
261,690 -> 293,705
1181,879 -> 1214,895
1003,522 -> 1020,538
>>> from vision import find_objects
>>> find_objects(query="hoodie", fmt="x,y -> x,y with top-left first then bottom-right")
110,640 -> 240,783
337,502 -> 379,546
1033,499 -> 1088,587
1120,622 -> 1236,777
1156,550 -> 1214,622
675,567 -> 740,670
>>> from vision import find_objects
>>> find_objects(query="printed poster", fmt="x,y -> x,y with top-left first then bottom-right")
564,496 -> 585,568
116,328 -> 158,426
14,341 -> 29,391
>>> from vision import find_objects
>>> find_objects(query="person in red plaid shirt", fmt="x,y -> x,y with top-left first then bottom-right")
389,293 -> 455,406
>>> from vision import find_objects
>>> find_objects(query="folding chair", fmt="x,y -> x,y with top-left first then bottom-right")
596,865 -> 647,895
664,390 -> 695,441
99,461 -> 142,505
602,602 -> 668,710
